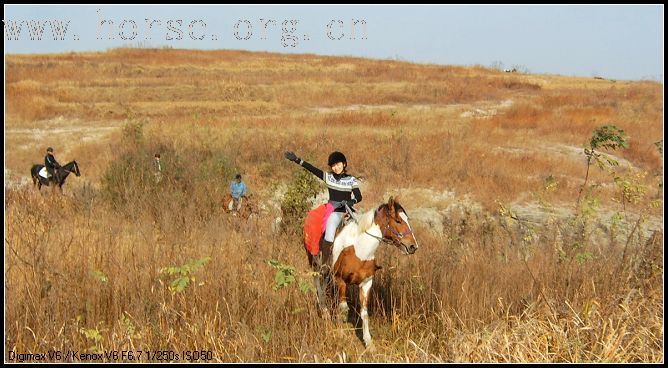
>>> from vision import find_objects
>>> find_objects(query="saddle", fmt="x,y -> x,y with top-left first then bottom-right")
38,167 -> 50,179
335,213 -> 354,237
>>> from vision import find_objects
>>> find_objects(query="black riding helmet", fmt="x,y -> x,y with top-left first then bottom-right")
47,147 -> 54,153
328,151 -> 347,167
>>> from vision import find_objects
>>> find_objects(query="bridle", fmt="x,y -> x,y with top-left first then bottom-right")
62,162 -> 79,176
363,207 -> 414,247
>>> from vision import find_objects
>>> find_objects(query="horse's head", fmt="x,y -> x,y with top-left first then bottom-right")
68,160 -> 81,176
377,196 -> 419,255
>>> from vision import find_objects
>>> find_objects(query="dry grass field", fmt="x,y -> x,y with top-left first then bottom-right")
4,48 -> 663,362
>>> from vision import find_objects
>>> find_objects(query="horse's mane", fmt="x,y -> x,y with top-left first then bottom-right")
355,208 -> 377,235
357,200 -> 410,234
354,201 -> 406,235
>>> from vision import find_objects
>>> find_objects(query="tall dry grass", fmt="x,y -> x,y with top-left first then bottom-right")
6,120 -> 664,362
5,175 -> 662,362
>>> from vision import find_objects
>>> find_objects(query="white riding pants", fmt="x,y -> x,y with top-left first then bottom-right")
324,212 -> 345,242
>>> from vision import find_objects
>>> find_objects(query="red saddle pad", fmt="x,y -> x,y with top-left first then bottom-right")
303,203 -> 334,256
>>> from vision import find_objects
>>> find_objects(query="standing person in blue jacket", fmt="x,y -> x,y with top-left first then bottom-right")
284,150 -> 362,271
229,173 -> 248,214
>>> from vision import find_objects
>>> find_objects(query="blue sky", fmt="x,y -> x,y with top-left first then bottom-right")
4,5 -> 664,81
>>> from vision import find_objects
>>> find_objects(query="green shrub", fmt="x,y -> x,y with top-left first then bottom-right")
279,167 -> 321,234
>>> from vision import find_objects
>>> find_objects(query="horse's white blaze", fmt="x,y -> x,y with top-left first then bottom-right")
399,212 -> 418,247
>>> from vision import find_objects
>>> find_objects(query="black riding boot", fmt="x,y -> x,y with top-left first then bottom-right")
319,240 -> 333,275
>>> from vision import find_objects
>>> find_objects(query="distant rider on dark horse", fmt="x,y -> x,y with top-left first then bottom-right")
44,147 -> 61,183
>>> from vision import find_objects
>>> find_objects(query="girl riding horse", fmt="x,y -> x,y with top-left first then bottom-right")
284,150 -> 362,273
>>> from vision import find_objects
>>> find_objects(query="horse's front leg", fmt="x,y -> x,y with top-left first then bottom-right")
334,276 -> 348,322
359,277 -> 374,349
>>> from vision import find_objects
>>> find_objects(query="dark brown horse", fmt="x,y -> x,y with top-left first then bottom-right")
307,196 -> 419,349
30,160 -> 80,192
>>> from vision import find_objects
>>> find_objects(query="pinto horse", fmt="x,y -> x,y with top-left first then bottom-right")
308,196 -> 419,349
30,160 -> 81,192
